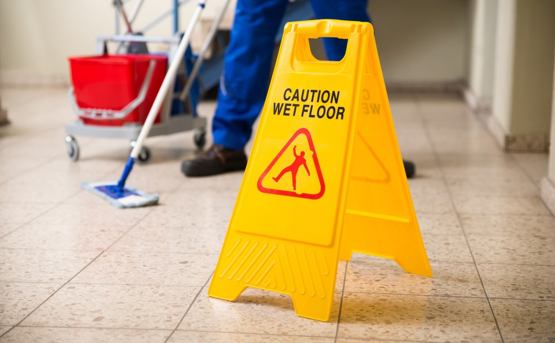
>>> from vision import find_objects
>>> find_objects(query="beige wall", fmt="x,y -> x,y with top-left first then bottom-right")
550,61 -> 555,180
1,0 -> 470,88
490,0 -> 555,151
466,0 -> 497,111
0,0 -> 199,85
370,0 -> 470,88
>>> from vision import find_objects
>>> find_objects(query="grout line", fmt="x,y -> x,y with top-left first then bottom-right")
0,250 -> 105,339
508,153 -> 553,208
471,261 -> 555,268
418,98 -> 506,343
170,328 -> 337,341
11,325 -> 345,341
163,273 -> 213,343
470,106 -> 546,191
0,209 -> 152,339
0,247 -> 221,257
0,165 -> 124,241
333,261 -> 349,343
486,296 -> 555,302
15,325 -> 172,332
0,158 -> 54,187
344,291 -> 487,299
0,203 -> 58,241
468,105 -> 551,211
174,328 -> 438,343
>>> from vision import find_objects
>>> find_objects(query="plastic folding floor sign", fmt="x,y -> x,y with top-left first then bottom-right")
209,19 -> 432,321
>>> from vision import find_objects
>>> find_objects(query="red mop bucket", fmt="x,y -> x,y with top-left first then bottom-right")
69,54 -> 167,126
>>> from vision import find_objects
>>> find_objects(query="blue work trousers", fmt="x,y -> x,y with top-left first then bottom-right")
212,0 -> 371,150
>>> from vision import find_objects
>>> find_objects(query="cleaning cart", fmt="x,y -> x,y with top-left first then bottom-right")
65,0 -> 223,162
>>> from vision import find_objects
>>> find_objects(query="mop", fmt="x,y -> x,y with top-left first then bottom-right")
83,0 -> 206,208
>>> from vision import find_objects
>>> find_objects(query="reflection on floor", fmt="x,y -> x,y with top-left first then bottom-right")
0,88 -> 553,343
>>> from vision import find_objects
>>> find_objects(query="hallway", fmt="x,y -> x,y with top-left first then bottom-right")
0,88 -> 553,342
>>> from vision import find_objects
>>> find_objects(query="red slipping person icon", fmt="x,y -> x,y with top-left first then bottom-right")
257,128 -> 325,200
272,146 -> 310,191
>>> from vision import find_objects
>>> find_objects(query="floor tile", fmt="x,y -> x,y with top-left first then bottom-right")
122,162 -> 186,195
412,191 -> 455,214
22,284 -> 199,329
179,287 -> 340,337
428,132 -> 501,155
421,233 -> 474,263
446,172 -> 538,196
2,89 -> 555,342
0,223 -> 20,239
335,338 -> 407,343
0,158 -> 114,204
169,331 -> 334,343
346,257 -> 484,297
405,153 -> 443,179
73,251 -> 217,286
0,249 -> 98,283
32,203 -> 150,227
0,223 -> 128,251
452,194 -> 550,215
0,283 -> 57,325
478,263 -> 555,300
166,172 -> 243,193
0,327 -> 170,343
417,96 -> 470,115
438,153 -> 522,178
491,298 -> 555,343
467,234 -> 555,265
396,128 -> 434,155
407,178 -> 449,196
417,213 -> 463,236
460,214 -> 555,238
0,202 -> 53,228
511,152 -> 549,186
0,179 -> 77,204
111,224 -> 226,254
138,190 -> 237,229
0,326 -> 11,336
0,156 -> 49,184
408,179 -> 455,215
338,292 -> 501,342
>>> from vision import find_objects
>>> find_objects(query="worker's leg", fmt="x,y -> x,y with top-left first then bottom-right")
310,0 -> 371,61
182,0 -> 288,177
212,0 -> 289,150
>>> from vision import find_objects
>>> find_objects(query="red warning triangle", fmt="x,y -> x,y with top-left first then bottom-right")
257,128 -> 325,200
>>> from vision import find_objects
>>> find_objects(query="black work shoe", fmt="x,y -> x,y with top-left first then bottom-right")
403,159 -> 416,179
181,145 -> 247,177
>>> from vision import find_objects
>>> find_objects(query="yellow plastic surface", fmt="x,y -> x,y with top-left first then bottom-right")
209,19 -> 431,322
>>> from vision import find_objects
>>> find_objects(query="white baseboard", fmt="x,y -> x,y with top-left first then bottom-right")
541,177 -> 555,215
485,113 -> 510,149
479,111 -> 550,152
463,88 -> 492,113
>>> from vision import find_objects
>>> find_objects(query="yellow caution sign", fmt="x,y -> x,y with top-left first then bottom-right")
209,19 -> 431,321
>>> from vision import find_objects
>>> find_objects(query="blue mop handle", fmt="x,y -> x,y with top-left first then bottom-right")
117,157 -> 136,189
129,0 -> 206,161
119,0 -> 205,190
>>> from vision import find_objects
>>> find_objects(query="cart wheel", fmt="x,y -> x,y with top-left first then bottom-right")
138,146 -> 151,163
193,128 -> 206,150
65,135 -> 79,162
130,141 -> 151,163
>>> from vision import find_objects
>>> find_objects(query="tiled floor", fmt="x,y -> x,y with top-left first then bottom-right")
0,88 -> 554,343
